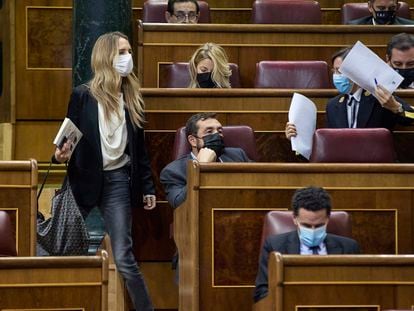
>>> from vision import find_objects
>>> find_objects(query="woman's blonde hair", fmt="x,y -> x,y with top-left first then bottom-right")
188,43 -> 231,88
90,31 -> 145,128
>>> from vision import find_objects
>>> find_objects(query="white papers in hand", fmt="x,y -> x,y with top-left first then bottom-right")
288,93 -> 317,160
339,41 -> 403,96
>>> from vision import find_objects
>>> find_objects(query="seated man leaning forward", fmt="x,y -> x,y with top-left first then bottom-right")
160,112 -> 251,208
253,186 -> 360,303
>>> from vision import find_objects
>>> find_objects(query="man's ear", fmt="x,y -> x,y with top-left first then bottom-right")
293,216 -> 299,227
188,135 -> 197,148
165,11 -> 172,23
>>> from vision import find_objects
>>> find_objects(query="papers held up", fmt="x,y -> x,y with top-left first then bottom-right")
288,93 -> 317,160
339,41 -> 403,96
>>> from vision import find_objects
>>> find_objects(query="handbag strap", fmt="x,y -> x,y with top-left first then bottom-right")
37,161 -> 68,206
37,161 -> 52,202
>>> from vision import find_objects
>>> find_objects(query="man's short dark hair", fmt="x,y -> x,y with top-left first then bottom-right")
185,112 -> 217,137
292,186 -> 332,217
331,47 -> 351,65
386,33 -> 414,58
167,0 -> 200,14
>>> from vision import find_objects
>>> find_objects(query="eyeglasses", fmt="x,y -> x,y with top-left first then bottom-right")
173,11 -> 198,22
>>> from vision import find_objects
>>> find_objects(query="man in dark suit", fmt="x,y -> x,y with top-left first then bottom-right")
286,47 -> 413,141
347,0 -> 414,25
254,186 -> 360,303
160,112 -> 250,209
386,33 -> 414,89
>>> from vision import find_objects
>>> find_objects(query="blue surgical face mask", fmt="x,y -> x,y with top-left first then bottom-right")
333,73 -> 353,94
298,224 -> 327,247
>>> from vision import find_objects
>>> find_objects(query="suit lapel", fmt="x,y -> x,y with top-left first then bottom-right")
286,231 -> 301,254
219,149 -> 237,162
325,234 -> 343,254
334,95 -> 349,128
357,92 -> 375,128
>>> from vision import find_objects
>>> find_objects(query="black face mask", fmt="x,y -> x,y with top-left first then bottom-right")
394,67 -> 414,89
202,133 -> 225,158
373,9 -> 396,24
196,72 -> 216,88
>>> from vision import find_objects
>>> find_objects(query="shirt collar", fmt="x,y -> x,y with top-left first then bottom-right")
349,87 -> 363,102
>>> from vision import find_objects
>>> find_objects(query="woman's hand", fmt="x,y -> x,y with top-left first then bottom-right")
54,141 -> 72,163
143,194 -> 156,210
285,122 -> 297,140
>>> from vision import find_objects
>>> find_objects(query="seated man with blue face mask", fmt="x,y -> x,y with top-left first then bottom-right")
285,47 -> 413,141
253,186 -> 360,303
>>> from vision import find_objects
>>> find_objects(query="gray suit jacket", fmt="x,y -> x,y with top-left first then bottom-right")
254,230 -> 360,302
160,147 -> 250,208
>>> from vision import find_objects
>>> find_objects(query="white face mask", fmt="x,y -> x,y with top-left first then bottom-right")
113,53 -> 133,77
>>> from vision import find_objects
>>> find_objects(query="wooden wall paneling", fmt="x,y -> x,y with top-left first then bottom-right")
0,0 -> 14,123
15,1 -> 72,120
0,160 -> 37,256
138,24 -> 413,88
175,163 -> 414,311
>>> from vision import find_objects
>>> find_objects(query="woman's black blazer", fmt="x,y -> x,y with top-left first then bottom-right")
64,84 -> 155,210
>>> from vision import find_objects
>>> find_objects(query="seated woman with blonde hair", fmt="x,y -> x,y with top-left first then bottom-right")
189,42 -> 232,88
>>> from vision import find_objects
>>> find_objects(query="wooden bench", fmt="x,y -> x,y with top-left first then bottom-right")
0,251 -> 109,310
0,160 -> 37,256
256,253 -> 414,311
137,23 -> 414,88
175,162 -> 414,311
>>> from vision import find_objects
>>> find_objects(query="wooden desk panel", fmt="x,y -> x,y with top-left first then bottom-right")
138,24 -> 414,88
264,254 -> 414,311
0,252 -> 108,310
0,160 -> 37,256
175,163 -> 414,311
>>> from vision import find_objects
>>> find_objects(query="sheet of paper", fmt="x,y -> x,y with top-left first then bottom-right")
288,93 -> 317,160
339,41 -> 403,96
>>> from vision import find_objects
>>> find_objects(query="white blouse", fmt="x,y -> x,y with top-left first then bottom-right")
98,94 -> 130,170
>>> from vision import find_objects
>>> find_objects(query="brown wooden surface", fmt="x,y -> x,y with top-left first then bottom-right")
263,253 -> 414,311
0,251 -> 108,310
0,160 -> 37,256
138,24 -> 414,88
0,0 -> 14,123
175,162 -> 414,311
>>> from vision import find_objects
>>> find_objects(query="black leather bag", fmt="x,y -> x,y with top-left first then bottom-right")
37,164 -> 89,256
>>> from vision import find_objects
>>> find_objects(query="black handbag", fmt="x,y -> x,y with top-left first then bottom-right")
37,162 -> 89,256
